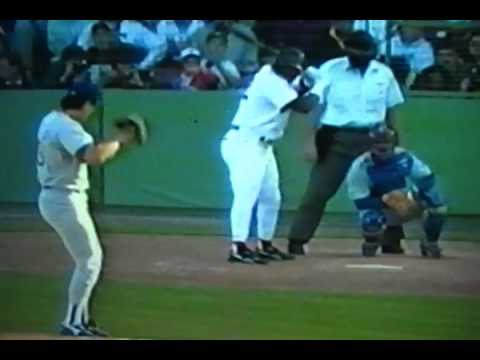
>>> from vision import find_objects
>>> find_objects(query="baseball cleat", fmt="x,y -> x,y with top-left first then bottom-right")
420,243 -> 442,259
84,320 -> 109,337
228,243 -> 268,265
60,324 -> 99,338
257,245 -> 295,261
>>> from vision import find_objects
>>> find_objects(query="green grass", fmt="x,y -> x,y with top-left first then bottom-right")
1,272 -> 480,340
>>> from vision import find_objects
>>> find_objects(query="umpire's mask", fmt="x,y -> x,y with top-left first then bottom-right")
344,31 -> 378,71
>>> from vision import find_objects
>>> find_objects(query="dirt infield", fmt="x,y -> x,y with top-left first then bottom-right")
1,232 -> 480,297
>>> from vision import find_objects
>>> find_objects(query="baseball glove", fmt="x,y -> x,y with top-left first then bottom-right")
382,191 -> 421,220
113,113 -> 148,146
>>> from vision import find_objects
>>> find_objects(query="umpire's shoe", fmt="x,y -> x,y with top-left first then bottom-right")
382,244 -> 405,255
288,241 -> 308,256
420,242 -> 442,259
257,241 -> 295,261
228,242 -> 269,265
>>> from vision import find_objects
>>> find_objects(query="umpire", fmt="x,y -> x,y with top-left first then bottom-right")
288,31 -> 406,256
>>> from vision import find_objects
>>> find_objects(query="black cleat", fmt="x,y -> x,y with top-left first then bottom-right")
60,324 -> 98,337
257,245 -> 295,261
288,242 -> 308,256
84,320 -> 109,337
228,243 -> 269,265
420,243 -> 442,259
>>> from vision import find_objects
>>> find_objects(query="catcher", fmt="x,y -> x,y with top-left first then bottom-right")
346,126 -> 447,258
37,82 -> 147,338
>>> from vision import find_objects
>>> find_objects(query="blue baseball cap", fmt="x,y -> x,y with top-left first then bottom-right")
66,82 -> 100,106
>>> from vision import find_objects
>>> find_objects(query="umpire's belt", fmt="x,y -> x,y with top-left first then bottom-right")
230,125 -> 275,145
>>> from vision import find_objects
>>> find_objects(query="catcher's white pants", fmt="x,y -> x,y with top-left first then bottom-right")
221,130 -> 281,243
38,189 -> 102,327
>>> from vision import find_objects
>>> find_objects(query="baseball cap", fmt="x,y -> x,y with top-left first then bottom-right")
66,82 -> 100,106
180,48 -> 202,61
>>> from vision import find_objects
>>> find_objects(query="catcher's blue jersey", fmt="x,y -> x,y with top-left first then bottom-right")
347,148 -> 445,211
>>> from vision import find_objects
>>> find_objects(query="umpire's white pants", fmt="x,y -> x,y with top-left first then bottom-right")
221,130 -> 281,242
38,189 -> 102,326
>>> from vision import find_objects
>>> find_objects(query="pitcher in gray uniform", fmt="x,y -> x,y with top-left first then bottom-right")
37,83 -> 138,337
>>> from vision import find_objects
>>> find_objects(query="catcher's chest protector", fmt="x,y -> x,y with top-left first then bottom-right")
368,153 -> 413,196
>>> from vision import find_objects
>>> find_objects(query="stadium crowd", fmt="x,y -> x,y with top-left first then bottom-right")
0,20 -> 478,92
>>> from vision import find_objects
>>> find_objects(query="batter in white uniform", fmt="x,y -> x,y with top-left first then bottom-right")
221,48 -> 321,264
37,83 -> 137,337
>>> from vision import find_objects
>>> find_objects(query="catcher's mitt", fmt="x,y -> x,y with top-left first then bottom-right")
114,113 -> 148,146
382,191 -> 421,220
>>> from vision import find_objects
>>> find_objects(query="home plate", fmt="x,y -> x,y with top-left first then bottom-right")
346,264 -> 404,271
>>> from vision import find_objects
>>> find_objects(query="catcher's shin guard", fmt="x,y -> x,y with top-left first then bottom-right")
362,237 -> 380,257
361,210 -> 386,235
360,210 -> 385,257
420,209 -> 446,259
423,210 -> 447,243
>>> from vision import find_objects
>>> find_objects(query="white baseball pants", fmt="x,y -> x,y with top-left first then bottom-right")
38,189 -> 102,327
221,130 -> 282,243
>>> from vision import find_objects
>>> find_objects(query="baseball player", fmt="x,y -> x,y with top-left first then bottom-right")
36,82 -> 147,337
221,48 -> 321,264
346,127 -> 447,258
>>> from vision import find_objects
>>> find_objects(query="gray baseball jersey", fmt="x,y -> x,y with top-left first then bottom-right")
37,111 -> 94,192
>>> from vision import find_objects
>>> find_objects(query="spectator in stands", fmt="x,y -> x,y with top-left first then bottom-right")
0,31 -> 8,55
0,30 -> 29,89
119,20 -> 167,70
78,20 -> 167,71
0,20 -> 16,45
84,22 -> 144,89
0,51 -> 28,89
44,46 -> 89,88
13,20 -> 49,86
225,20 -> 259,77
354,20 -> 389,56
411,64 -> 454,91
47,20 -> 94,59
391,25 -> 435,87
77,20 -> 122,50
202,31 -> 241,89
461,33 -> 480,91
156,20 -> 206,58
436,46 -> 467,90
172,47 -> 219,90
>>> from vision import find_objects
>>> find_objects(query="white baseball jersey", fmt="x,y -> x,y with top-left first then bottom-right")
231,65 -> 299,141
310,57 -> 405,128
37,111 -> 94,192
